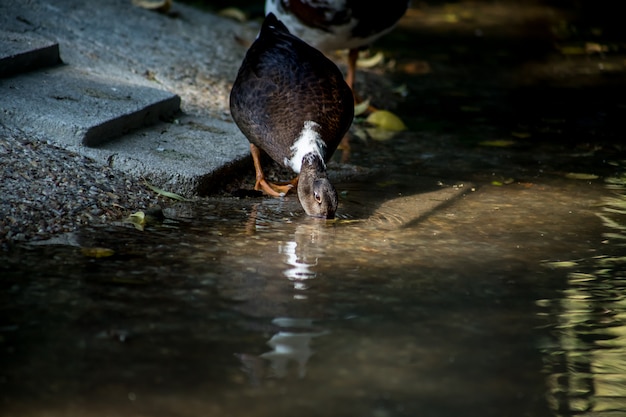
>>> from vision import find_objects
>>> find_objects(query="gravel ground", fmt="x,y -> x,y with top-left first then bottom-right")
0,127 -> 164,249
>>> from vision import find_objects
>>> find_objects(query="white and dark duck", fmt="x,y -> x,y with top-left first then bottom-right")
265,0 -> 410,94
229,13 -> 354,219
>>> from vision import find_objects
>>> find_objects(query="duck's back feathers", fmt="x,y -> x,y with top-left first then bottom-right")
230,13 -> 354,172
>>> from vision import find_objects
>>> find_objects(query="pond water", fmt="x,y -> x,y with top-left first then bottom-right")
2,1 -> 626,416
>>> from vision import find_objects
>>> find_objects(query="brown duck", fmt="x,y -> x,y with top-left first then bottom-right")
230,13 -> 354,219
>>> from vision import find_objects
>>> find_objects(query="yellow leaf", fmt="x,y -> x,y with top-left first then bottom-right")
126,211 -> 146,231
366,110 -> 407,132
132,0 -> 171,13
479,139 -> 516,147
218,7 -> 247,22
511,131 -> 531,139
81,247 -> 115,258
366,128 -> 397,141
565,172 -> 599,180
357,51 -> 384,68
144,181 -> 189,201
545,261 -> 578,268
354,99 -> 371,116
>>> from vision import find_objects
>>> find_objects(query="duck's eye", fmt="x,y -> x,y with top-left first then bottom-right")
314,191 -> 322,204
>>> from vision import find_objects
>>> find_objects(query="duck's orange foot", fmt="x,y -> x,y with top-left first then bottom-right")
255,178 -> 293,197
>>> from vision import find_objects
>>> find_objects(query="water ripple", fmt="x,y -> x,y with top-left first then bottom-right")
540,171 -> 626,416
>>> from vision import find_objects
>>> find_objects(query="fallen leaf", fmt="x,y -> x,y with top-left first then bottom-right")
144,181 -> 189,201
336,219 -> 363,225
366,110 -> 407,132
126,211 -> 146,231
491,178 -> 515,186
565,172 -> 599,180
218,7 -> 247,22
132,0 -> 171,13
366,128 -> 398,141
357,51 -> 385,68
479,139 -> 516,147
354,99 -> 371,117
81,247 -> 115,258
545,261 -> 578,268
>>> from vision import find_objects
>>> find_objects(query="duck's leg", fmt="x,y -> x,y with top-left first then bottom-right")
335,49 -> 361,164
268,175 -> 299,191
250,144 -> 293,197
345,48 -> 359,94
341,49 -> 376,164
346,48 -> 377,113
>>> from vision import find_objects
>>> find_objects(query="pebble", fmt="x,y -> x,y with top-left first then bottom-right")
0,129 -> 163,248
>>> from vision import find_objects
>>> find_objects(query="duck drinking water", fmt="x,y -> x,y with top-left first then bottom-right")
230,13 -> 354,219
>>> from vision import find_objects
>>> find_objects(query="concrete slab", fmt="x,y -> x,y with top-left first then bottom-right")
0,0 -> 253,115
0,30 -> 61,77
76,114 -> 252,197
0,0 -> 258,196
0,66 -> 181,146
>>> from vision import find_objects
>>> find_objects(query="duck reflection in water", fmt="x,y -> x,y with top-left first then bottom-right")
236,215 -> 333,385
279,221 -> 326,296
236,318 -> 328,385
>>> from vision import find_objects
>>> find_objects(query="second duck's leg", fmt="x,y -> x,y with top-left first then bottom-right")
347,48 -> 377,113
346,48 -> 359,94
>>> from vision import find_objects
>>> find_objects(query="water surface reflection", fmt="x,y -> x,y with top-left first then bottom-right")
540,178 -> 626,416
2,170 -> 621,416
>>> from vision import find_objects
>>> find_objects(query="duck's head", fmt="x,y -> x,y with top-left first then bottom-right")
297,153 -> 338,219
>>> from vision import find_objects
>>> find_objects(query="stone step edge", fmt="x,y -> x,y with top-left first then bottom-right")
83,95 -> 182,147
0,30 -> 61,78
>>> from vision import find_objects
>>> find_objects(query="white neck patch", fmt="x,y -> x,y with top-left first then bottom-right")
285,121 -> 326,173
